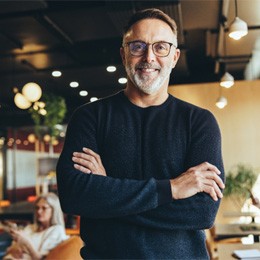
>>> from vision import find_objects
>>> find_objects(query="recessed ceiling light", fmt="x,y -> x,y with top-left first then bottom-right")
52,70 -> 62,77
90,97 -> 98,102
70,81 -> 79,88
118,77 -> 127,84
106,66 -> 117,72
79,90 -> 88,96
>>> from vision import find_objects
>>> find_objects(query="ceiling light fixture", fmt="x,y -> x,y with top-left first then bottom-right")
220,72 -> 234,88
215,96 -> 228,109
118,77 -> 127,84
52,70 -> 62,77
22,82 -> 42,102
70,81 -> 79,88
220,27 -> 235,88
228,0 -> 248,40
106,66 -> 117,72
79,90 -> 88,96
90,97 -> 98,102
14,92 -> 32,109
14,82 -> 42,109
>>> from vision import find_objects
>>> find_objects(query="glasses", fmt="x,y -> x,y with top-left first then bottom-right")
125,41 -> 176,57
35,205 -> 52,211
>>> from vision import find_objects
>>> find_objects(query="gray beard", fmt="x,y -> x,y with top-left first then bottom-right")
125,62 -> 173,94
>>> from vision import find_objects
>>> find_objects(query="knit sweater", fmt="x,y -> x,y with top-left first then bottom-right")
57,91 -> 224,259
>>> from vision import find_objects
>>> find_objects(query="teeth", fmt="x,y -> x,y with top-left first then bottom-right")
140,68 -> 156,72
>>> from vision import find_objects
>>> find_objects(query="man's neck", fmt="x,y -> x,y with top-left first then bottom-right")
124,86 -> 169,108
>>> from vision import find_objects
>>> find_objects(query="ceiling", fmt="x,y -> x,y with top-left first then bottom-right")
0,0 -> 260,128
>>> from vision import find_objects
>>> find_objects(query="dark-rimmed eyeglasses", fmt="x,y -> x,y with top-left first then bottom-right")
125,41 -> 176,57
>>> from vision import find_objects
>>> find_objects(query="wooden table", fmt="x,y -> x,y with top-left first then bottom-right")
223,211 -> 260,223
215,223 -> 260,243
218,243 -> 260,260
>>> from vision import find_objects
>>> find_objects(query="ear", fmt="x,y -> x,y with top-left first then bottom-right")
172,48 -> 181,69
120,47 -> 126,66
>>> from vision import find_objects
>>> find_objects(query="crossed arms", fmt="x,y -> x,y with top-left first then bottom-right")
73,147 -> 224,202
57,105 -> 225,230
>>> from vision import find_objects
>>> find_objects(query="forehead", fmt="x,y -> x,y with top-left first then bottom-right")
36,198 -> 49,205
124,18 -> 175,43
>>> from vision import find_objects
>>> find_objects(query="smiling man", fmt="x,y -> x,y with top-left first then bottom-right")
57,8 -> 225,259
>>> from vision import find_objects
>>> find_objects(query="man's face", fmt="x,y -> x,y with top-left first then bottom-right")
121,19 -> 180,95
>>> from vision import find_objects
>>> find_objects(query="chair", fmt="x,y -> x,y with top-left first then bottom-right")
46,235 -> 83,260
205,227 -> 242,260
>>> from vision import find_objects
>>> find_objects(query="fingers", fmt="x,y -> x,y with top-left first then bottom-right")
172,162 -> 225,201
73,162 -> 91,174
193,164 -> 224,200
83,147 -> 101,163
10,229 -> 20,241
202,177 -> 223,201
189,161 -> 221,175
72,151 -> 98,174
202,170 -> 225,189
72,147 -> 107,176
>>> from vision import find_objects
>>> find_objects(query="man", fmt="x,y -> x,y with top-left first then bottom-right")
57,8 -> 225,259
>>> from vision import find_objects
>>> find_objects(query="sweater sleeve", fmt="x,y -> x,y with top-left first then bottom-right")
121,109 -> 225,230
56,106 -> 172,218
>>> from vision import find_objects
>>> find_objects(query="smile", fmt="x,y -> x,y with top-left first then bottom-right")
138,68 -> 158,73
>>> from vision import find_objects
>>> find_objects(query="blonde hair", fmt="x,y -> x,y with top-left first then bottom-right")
34,192 -> 65,228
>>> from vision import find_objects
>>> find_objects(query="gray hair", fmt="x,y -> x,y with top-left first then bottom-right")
34,192 -> 65,228
123,8 -> 178,46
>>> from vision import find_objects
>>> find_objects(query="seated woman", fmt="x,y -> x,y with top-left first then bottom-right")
4,192 -> 68,260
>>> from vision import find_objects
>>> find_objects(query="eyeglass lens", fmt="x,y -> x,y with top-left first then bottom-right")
35,206 -> 51,211
128,41 -> 172,57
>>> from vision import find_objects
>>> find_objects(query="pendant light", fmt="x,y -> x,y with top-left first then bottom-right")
215,86 -> 228,109
220,28 -> 234,88
22,82 -> 42,102
220,72 -> 234,88
14,82 -> 42,109
216,96 -> 228,109
229,0 -> 248,40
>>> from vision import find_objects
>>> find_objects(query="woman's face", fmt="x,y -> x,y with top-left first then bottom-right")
35,198 -> 53,226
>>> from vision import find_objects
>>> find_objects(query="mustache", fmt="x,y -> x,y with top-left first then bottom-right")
135,63 -> 160,70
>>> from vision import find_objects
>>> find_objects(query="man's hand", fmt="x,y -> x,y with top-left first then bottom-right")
170,162 -> 225,201
72,147 -> 107,176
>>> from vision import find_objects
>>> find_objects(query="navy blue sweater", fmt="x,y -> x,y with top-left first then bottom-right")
57,91 -> 224,259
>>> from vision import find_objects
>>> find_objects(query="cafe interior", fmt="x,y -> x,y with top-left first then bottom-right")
0,0 -> 260,259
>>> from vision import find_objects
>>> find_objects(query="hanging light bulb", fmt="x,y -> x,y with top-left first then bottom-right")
14,93 -> 31,109
215,96 -> 228,109
28,133 -> 36,143
228,0 -> 248,40
220,72 -> 234,88
229,17 -> 248,40
22,82 -> 42,102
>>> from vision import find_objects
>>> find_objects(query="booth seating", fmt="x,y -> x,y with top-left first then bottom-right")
46,235 -> 83,260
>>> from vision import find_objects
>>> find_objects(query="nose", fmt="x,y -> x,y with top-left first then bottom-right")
142,45 -> 156,63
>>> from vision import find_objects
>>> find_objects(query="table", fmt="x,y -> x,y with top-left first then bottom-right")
0,201 -> 34,222
218,243 -> 260,260
224,211 -> 260,223
215,223 -> 260,243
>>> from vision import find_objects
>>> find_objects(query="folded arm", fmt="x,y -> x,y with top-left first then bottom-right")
57,106 -> 224,229
72,149 -> 224,230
